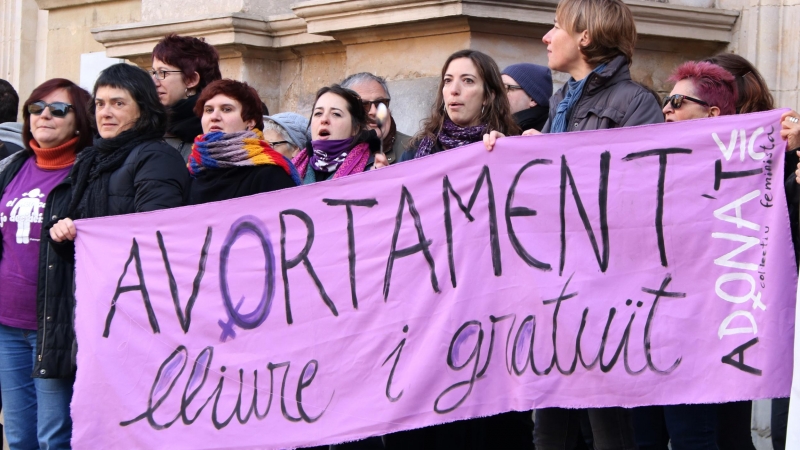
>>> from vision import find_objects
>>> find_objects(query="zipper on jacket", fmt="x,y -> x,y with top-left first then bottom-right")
38,179 -> 70,371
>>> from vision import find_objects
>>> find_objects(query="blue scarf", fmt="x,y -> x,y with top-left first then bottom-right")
550,63 -> 607,134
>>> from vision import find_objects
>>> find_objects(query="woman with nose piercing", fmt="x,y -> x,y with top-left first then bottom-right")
187,79 -> 299,205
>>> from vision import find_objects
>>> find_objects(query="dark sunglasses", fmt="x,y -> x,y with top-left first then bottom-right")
361,98 -> 390,111
28,101 -> 73,118
662,94 -> 709,110
504,84 -> 524,93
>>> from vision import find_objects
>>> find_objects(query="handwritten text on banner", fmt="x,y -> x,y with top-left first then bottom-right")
72,110 -> 796,449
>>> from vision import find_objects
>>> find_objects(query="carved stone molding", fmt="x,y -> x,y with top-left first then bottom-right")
35,0 -> 117,10
91,12 -> 337,62
291,0 -> 739,44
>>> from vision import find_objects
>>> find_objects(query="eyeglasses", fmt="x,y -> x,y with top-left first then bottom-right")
28,101 -> 73,118
662,94 -> 709,110
148,69 -> 183,80
504,84 -> 524,93
361,98 -> 390,111
268,141 -> 290,147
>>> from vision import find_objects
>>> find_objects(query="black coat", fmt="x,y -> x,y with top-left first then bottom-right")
0,141 -> 11,159
513,105 -> 549,132
0,151 -> 75,379
399,140 -> 444,162
38,139 -> 186,378
105,140 -> 190,215
542,55 -> 664,132
188,165 -> 297,205
164,95 -> 203,161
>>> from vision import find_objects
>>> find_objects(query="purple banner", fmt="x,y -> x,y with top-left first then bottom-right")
72,110 -> 796,449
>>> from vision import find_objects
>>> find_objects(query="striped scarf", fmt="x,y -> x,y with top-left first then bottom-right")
188,129 -> 301,185
292,141 -> 371,182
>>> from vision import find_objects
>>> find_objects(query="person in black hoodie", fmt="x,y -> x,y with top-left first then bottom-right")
501,63 -> 553,132
151,34 -> 222,160
186,79 -> 299,205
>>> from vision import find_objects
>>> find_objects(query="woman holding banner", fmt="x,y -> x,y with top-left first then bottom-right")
48,64 -> 189,242
292,84 -> 380,183
480,0 -> 665,446
0,78 -> 92,449
382,48 -> 531,450
631,60 -> 738,450
186,79 -> 300,204
151,34 -> 222,160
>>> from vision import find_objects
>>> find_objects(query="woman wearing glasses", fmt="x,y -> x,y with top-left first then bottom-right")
632,60 -> 738,450
263,112 -> 310,159
0,78 -> 92,449
151,33 -> 222,160
293,84 -> 379,183
661,61 -> 737,122
187,79 -> 299,205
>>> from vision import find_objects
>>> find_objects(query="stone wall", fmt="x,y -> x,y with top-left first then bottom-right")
81,0 -> 740,136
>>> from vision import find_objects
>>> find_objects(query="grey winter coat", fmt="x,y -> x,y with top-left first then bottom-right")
542,55 -> 664,133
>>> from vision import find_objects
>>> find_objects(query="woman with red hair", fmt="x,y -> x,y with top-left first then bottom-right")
633,60 -> 738,450
662,60 -> 737,122
187,79 -> 299,205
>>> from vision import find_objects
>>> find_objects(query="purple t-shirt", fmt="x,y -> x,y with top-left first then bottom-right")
0,158 -> 70,330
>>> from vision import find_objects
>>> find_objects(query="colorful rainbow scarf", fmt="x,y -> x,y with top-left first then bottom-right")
188,129 -> 301,185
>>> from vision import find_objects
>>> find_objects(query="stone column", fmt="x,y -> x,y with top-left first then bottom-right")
720,0 -> 800,110
34,0 -> 142,84
0,0 -> 44,118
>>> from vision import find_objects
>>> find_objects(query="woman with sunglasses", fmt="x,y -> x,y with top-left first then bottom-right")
292,84 -> 379,184
49,63 -> 189,242
151,34 -> 222,160
700,53 -> 775,450
662,61 -> 737,122
632,60 -> 737,450
0,78 -> 92,449
187,79 -> 299,205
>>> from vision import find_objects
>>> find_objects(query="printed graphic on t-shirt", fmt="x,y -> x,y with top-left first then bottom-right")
0,188 -> 46,244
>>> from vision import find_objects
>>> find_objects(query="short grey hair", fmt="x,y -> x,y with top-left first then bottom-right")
263,119 -> 297,149
341,72 -> 391,99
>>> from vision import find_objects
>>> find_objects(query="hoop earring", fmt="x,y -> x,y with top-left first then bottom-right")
481,105 -> 485,115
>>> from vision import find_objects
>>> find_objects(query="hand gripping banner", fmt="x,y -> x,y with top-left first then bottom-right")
72,110 -> 796,449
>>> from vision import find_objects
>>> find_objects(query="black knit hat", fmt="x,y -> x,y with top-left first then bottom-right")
501,63 -> 553,108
